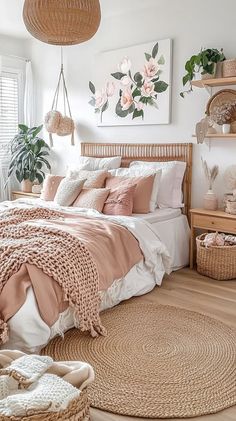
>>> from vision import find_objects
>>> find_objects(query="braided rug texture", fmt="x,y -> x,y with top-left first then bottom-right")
43,303 -> 236,419
0,207 -> 105,343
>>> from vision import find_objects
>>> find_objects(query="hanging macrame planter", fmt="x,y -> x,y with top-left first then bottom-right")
45,58 -> 75,147
23,0 -> 101,46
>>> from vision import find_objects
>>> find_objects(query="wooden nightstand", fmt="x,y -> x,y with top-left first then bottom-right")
11,191 -> 41,201
190,208 -> 236,269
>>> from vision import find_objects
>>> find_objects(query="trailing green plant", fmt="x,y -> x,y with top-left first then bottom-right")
180,48 -> 225,97
7,124 -> 51,185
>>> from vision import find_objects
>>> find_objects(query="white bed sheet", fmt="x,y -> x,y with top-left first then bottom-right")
0,199 -> 189,353
132,208 -> 182,224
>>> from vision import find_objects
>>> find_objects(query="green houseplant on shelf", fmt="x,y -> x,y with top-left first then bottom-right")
180,48 -> 225,97
7,124 -> 51,193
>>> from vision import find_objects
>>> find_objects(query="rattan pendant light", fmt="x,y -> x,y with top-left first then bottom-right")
23,0 -> 101,46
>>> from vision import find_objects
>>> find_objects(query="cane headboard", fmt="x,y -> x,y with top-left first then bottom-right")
80,142 -> 193,219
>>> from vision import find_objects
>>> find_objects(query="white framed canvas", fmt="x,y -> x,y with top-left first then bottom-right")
88,39 -> 172,126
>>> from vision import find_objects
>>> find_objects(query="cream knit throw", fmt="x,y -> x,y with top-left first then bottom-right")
0,207 -> 106,343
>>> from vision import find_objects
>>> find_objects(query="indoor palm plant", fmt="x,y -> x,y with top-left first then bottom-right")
7,124 -> 51,192
180,48 -> 225,97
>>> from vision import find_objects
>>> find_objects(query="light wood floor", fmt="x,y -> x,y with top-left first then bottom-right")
91,268 -> 236,421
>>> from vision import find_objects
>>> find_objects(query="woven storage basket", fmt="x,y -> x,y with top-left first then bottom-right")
225,199 -> 236,214
196,233 -> 236,280
0,389 -> 90,421
223,59 -> 236,77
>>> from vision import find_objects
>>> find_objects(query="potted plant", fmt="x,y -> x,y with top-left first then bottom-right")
7,124 -> 51,192
180,48 -> 225,97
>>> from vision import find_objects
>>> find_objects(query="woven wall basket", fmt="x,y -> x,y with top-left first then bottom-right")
23,0 -> 101,45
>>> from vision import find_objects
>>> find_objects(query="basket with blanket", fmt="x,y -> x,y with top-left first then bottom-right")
0,350 -> 94,420
196,232 -> 236,280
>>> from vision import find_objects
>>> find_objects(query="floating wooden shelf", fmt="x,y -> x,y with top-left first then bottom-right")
192,133 -> 236,139
192,76 -> 236,88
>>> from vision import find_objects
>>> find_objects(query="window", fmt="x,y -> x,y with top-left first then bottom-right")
0,69 -> 22,161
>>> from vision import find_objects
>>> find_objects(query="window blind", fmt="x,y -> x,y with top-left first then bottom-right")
0,71 -> 19,162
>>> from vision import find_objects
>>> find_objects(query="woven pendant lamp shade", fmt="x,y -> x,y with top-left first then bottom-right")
23,0 -> 101,46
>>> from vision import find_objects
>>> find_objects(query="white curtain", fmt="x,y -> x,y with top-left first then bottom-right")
24,60 -> 35,127
0,55 -> 9,201
0,165 -> 11,202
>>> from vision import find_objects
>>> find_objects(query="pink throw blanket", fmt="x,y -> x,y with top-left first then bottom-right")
0,207 -> 142,344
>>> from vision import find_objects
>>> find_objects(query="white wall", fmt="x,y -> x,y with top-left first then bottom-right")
29,0 -> 236,207
0,34 -> 29,58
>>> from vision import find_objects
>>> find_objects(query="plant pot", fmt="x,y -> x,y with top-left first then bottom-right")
203,190 -> 218,211
201,63 -> 217,80
21,180 -> 33,193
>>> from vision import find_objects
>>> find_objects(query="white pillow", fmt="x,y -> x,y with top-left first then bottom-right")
54,178 -> 85,206
130,161 -> 186,209
73,156 -> 121,171
109,167 -> 162,212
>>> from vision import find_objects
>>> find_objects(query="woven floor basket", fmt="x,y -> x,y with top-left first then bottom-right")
1,389 -> 90,421
196,233 -> 236,280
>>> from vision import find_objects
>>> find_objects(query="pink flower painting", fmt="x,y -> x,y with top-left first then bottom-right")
89,41 -> 169,122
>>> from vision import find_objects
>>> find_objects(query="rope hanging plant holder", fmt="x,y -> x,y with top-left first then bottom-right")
45,49 -> 75,147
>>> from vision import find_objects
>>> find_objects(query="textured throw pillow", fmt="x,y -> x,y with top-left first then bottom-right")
109,167 -> 162,212
67,169 -> 108,188
54,178 -> 85,206
105,174 -> 155,214
40,175 -> 64,201
73,188 -> 110,212
72,156 -> 121,171
103,184 -> 137,216
130,161 -> 186,208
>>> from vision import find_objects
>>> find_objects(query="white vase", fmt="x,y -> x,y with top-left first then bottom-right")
222,124 -> 231,134
203,190 -> 218,211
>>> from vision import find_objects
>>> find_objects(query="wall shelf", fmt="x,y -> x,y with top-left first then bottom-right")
192,76 -> 236,88
192,133 -> 236,139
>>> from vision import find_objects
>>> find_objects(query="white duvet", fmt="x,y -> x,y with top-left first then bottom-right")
0,198 -> 171,353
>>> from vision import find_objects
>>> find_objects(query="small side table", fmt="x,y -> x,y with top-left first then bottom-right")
190,208 -> 236,269
11,191 -> 41,201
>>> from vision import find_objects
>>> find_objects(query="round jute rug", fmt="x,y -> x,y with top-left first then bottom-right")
42,304 -> 236,418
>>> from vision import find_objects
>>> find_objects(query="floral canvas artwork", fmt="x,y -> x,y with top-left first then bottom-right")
89,39 -> 172,126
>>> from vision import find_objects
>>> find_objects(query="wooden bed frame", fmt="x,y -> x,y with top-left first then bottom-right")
81,143 -> 193,219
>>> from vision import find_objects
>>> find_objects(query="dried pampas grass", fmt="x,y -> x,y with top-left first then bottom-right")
202,158 -> 219,190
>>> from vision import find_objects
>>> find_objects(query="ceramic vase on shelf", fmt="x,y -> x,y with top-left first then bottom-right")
21,180 -> 33,193
203,189 -> 218,211
222,123 -> 231,134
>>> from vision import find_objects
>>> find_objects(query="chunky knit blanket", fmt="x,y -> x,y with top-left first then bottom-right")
0,207 -> 106,344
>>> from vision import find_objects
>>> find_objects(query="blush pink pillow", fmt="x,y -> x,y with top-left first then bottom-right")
73,188 -> 110,212
40,175 -> 64,201
103,185 -> 137,216
105,174 -> 155,213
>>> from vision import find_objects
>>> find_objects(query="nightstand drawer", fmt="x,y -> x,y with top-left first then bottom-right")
193,214 -> 236,234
